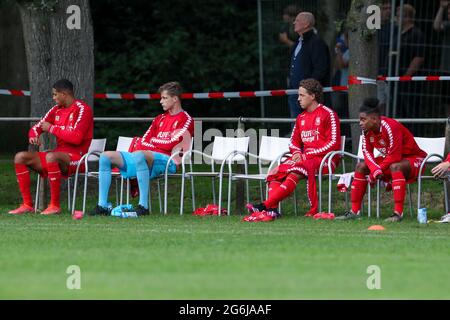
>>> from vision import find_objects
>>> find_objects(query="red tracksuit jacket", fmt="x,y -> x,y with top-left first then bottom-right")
29,100 -> 94,156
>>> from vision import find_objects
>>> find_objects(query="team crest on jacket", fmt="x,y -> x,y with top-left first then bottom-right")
173,121 -> 178,128
370,136 -> 374,143
55,116 -> 60,121
315,117 -> 321,126
379,139 -> 386,146
301,120 -> 305,126
69,113 -> 74,121
159,122 -> 163,127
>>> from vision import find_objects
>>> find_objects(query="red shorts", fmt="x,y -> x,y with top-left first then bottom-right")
376,156 -> 425,184
38,152 -> 84,178
267,155 -> 340,182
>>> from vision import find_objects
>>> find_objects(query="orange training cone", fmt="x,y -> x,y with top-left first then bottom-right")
367,225 -> 385,231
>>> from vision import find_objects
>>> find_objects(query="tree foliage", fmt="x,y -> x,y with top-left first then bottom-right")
93,0 -> 259,117
91,0 -> 260,145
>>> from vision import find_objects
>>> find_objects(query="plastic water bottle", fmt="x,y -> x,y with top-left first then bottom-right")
417,207 -> 427,224
121,211 -> 138,218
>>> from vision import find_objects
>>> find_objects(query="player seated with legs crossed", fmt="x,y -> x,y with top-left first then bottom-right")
91,81 -> 194,216
9,79 -> 94,215
336,97 -> 427,222
244,78 -> 341,222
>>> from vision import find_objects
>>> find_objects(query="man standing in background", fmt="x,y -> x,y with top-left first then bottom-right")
287,12 -> 330,119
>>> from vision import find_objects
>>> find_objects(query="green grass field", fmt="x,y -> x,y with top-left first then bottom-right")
0,157 -> 449,299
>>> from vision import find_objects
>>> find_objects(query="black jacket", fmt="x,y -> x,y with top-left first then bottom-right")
288,29 -> 331,89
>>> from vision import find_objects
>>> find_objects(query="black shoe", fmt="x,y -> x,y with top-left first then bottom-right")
266,207 -> 281,219
246,203 -> 266,213
335,211 -> 361,220
89,205 -> 111,216
384,212 -> 403,222
135,204 -> 149,216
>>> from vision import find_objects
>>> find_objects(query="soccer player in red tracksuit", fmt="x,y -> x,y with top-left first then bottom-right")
9,79 -> 94,215
336,97 -> 427,222
91,81 -> 194,216
244,78 -> 341,222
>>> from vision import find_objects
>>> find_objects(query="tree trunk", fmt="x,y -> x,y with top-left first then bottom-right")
347,0 -> 379,154
49,0 -> 94,106
18,0 -> 94,209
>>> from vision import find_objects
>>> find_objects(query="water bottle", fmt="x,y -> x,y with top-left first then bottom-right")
417,207 -> 427,224
121,210 -> 138,218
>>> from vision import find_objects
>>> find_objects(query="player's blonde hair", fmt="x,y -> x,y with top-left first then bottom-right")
158,82 -> 183,98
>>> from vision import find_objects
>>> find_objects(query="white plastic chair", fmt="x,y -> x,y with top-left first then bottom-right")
34,138 -> 106,213
416,137 -> 448,214
162,138 -> 194,215
230,136 -> 293,212
114,136 -> 134,207
69,138 -> 107,214
180,136 -> 250,215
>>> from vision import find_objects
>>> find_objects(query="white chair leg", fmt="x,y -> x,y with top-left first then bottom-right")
227,177 -> 232,216
115,178 -> 119,206
126,179 -> 130,205
212,177 -> 216,204
67,178 -> 71,211
190,162 -> 196,210
82,173 -> 89,215
408,184 -> 413,217
164,175 -> 168,215
157,179 -> 162,213
244,162 -> 249,204
376,180 -> 380,219
444,181 -> 449,213
149,181 -> 152,213
259,181 -> 264,202
120,177 -> 124,206
71,174 -> 78,215
218,174 -> 224,216
190,176 -> 196,211
35,175 -> 40,213
180,174 -> 185,215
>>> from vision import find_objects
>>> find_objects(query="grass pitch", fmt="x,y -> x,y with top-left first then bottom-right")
0,158 -> 449,299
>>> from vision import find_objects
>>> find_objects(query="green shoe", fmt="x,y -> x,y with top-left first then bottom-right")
335,211 -> 361,220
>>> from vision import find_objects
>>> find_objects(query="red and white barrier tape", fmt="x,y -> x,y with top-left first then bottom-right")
0,86 -> 348,100
0,89 -> 30,96
1,75 -> 449,100
376,75 -> 450,82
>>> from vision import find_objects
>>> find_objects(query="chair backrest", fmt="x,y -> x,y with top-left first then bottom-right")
340,135 -> 346,152
87,138 -> 107,161
414,137 -> 445,162
258,136 -> 291,162
357,135 -> 381,159
211,136 -> 250,162
116,136 -> 134,152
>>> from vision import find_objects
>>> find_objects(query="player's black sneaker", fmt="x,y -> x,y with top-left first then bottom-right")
89,204 -> 111,216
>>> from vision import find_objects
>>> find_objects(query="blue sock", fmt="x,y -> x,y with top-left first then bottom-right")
132,152 -> 149,209
98,154 -> 112,208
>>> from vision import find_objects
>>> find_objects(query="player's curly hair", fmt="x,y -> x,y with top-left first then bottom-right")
299,78 -> 323,103
159,81 -> 183,99
360,97 -> 381,115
